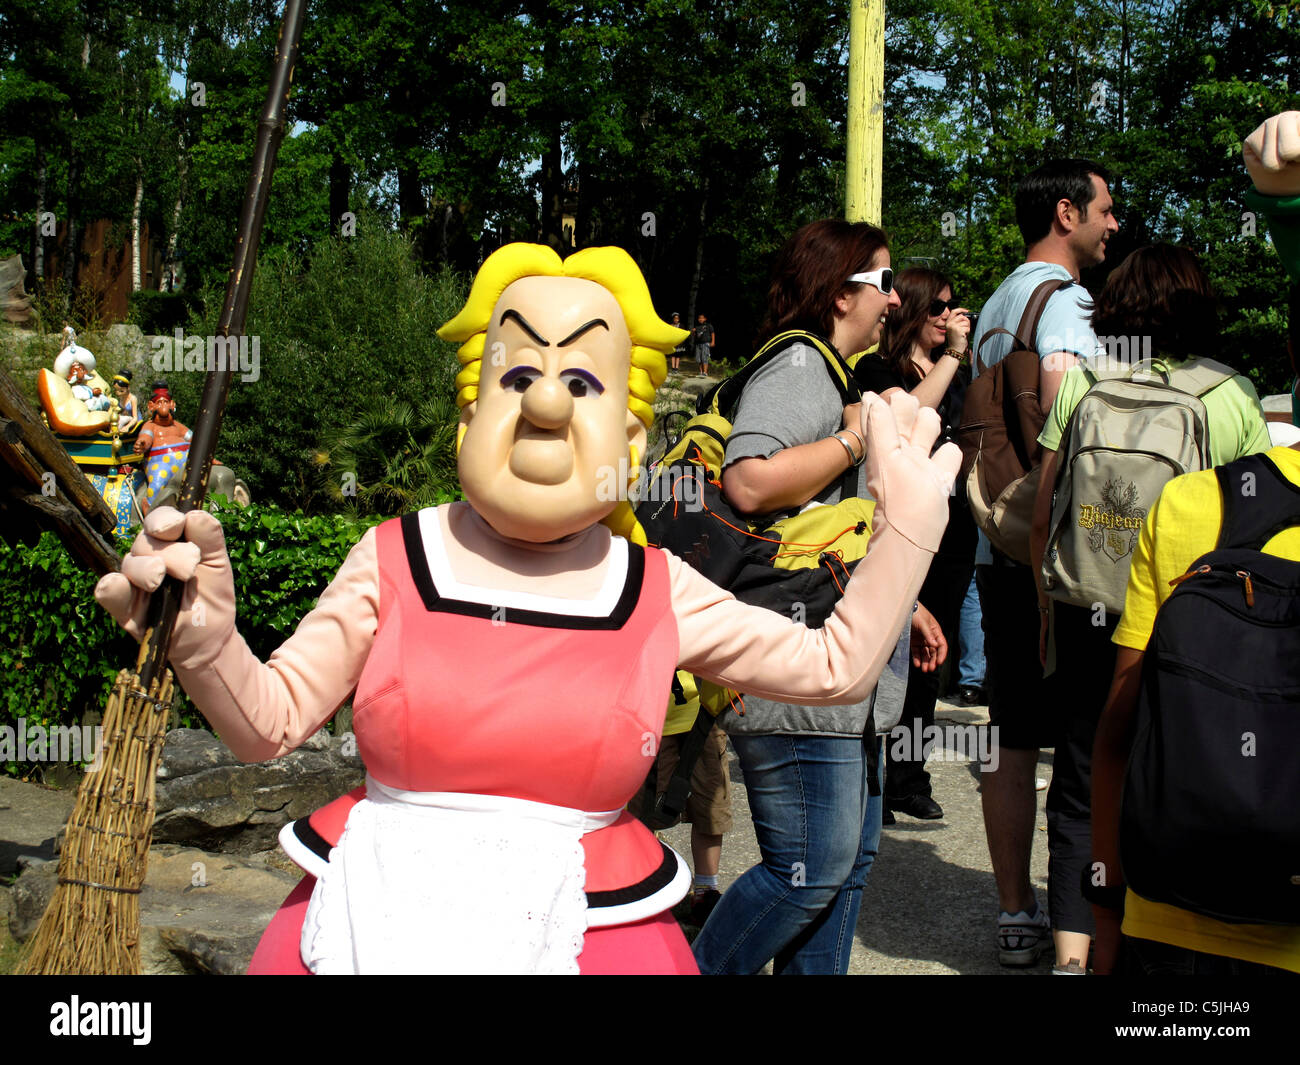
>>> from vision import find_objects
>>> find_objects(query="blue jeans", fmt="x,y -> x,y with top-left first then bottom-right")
957,573 -> 985,687
692,733 -> 883,975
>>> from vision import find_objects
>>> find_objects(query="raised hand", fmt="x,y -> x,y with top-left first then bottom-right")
1244,111 -> 1300,197
94,507 -> 237,670
858,390 -> 961,552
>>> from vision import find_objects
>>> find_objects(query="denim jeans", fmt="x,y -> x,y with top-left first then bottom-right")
957,574 -> 985,687
692,733 -> 883,975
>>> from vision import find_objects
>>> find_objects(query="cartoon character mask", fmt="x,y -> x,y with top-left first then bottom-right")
439,245 -> 686,544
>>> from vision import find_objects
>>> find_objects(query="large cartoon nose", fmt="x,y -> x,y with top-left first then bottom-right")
520,375 -> 574,430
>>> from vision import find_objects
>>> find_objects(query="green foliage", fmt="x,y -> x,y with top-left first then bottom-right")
0,501 -> 384,779
319,394 -> 463,515
127,289 -> 198,334
168,220 -> 468,513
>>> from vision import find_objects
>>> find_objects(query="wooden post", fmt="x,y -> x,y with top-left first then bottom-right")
845,0 -> 885,225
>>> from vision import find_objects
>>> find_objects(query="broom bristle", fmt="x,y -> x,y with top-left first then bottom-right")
17,668 -> 174,975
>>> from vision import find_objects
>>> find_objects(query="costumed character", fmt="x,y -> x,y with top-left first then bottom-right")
134,381 -> 193,514
94,243 -> 962,974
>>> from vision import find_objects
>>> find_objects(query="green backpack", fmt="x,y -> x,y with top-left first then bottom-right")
636,330 -> 877,628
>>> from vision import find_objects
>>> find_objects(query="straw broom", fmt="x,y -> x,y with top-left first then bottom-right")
18,0 -> 308,974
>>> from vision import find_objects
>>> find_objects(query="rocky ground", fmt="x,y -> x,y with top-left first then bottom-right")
2,699 -> 1052,976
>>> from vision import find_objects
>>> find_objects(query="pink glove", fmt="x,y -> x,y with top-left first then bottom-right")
1244,111 -> 1300,197
94,507 -> 236,671
859,390 -> 962,552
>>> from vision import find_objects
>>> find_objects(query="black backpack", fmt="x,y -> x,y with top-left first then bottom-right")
636,330 -> 870,629
1121,451 -> 1300,924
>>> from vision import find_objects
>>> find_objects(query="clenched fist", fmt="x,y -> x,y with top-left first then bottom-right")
94,507 -> 237,671
1244,111 -> 1300,197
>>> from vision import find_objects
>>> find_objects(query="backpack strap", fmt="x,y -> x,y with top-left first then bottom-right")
704,330 -> 861,418
974,278 -> 1073,373
1159,357 -> 1239,398
1214,452 -> 1300,551
653,701 -> 717,825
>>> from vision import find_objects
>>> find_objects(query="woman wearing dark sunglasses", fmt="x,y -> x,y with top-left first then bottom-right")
854,266 -> 978,823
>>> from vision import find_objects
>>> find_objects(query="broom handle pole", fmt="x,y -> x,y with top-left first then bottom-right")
136,0 -> 308,685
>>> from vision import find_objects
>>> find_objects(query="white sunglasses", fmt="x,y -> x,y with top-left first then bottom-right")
846,267 -> 895,294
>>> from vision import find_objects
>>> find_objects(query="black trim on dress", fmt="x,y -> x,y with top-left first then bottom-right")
399,510 -> 645,630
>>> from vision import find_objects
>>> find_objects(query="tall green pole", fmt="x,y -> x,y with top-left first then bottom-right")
845,0 -> 884,224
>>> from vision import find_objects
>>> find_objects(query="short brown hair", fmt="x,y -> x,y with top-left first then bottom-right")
1091,244 -> 1217,359
758,219 -> 890,349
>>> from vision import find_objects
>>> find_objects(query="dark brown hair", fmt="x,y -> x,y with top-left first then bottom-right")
1091,244 -> 1217,359
879,267 -> 953,385
757,219 -> 890,349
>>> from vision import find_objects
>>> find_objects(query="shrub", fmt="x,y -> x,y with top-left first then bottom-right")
0,500 -> 383,779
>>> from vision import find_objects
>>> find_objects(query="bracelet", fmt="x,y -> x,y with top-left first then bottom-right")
840,426 -> 866,459
831,432 -> 863,468
942,347 -> 969,365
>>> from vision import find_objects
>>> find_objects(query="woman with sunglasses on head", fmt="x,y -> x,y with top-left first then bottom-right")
853,267 -> 978,823
692,218 -> 921,975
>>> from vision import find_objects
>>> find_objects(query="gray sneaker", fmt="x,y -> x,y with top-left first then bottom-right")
997,905 -> 1050,967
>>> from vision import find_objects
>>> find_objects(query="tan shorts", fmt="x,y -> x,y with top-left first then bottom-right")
636,724 -> 733,835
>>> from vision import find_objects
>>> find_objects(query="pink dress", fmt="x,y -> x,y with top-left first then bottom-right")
253,510 -> 698,973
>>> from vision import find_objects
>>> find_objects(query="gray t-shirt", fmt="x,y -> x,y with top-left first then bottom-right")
720,341 -> 910,737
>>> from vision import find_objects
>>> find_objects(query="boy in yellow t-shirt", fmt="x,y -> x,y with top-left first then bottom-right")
1090,445 -> 1300,975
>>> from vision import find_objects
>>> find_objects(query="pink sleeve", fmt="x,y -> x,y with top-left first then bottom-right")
668,519 -> 930,706
172,526 -> 380,761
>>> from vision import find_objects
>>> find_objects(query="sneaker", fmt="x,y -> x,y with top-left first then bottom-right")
997,905 -> 1050,967
1052,959 -> 1088,975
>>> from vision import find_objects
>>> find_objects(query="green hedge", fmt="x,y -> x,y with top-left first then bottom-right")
0,500 -> 385,779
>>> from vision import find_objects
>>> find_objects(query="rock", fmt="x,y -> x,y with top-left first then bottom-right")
0,776 -> 77,878
101,323 -> 148,363
154,728 -> 238,780
8,859 -> 55,943
153,728 -> 363,855
9,844 -> 299,975
675,376 -> 715,400
0,255 -> 33,325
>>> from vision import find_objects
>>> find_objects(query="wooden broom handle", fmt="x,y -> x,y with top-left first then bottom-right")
135,0 -> 308,687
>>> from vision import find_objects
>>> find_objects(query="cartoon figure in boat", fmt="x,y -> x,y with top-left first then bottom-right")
54,328 -> 111,412
94,243 -> 962,973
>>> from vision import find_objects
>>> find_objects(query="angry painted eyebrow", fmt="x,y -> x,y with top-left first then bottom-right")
556,319 -> 610,348
499,309 -> 549,346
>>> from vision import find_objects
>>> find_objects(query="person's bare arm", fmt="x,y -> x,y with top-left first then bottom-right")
722,436 -> 857,515
1039,351 -> 1078,415
1090,644 -> 1145,974
907,353 -> 963,411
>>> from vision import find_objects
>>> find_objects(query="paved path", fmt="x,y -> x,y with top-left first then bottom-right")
658,699 -> 1056,974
